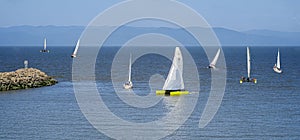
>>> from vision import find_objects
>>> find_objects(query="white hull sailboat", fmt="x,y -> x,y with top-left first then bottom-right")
123,54 -> 133,89
71,39 -> 80,58
208,48 -> 220,69
273,48 -> 282,73
40,38 -> 49,53
156,47 -> 188,96
240,47 -> 257,84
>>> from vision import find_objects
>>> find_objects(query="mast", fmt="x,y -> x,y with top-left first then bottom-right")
277,48 -> 280,69
128,54 -> 132,82
247,47 -> 250,78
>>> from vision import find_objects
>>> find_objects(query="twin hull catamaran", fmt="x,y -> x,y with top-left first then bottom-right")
240,47 -> 257,84
156,47 -> 188,96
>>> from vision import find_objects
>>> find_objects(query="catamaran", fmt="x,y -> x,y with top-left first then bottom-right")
208,48 -> 220,69
273,48 -> 282,73
240,47 -> 257,84
156,47 -> 188,96
71,39 -> 80,58
123,54 -> 133,89
40,38 -> 49,52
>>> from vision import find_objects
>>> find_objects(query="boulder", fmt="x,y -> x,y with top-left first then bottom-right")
0,68 -> 57,91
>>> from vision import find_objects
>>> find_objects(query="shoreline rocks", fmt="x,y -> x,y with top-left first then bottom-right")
0,68 -> 57,91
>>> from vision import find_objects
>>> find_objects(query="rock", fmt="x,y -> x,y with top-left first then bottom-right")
0,68 -> 57,91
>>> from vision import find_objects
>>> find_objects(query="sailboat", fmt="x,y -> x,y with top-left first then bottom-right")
208,48 -> 220,69
40,38 -> 49,52
156,47 -> 188,96
71,39 -> 80,58
240,47 -> 257,84
273,48 -> 282,73
123,54 -> 133,89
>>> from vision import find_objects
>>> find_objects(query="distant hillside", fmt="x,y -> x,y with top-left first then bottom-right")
0,25 -> 84,46
0,25 -> 299,46
243,29 -> 300,46
213,28 -> 300,46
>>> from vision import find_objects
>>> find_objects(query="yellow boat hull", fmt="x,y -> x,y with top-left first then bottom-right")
156,90 -> 189,96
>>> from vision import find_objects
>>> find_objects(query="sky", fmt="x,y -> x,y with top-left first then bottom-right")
0,0 -> 299,32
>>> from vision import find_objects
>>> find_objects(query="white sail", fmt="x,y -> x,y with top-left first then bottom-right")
273,48 -> 282,73
72,39 -> 80,57
44,38 -> 47,50
123,54 -> 133,89
128,53 -> 132,82
240,47 -> 257,83
247,47 -> 251,78
163,47 -> 184,90
276,49 -> 280,69
209,48 -> 220,68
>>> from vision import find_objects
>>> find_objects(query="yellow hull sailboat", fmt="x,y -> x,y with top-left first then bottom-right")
156,47 -> 188,96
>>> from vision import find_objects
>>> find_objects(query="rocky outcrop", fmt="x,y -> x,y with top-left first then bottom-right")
0,68 -> 57,91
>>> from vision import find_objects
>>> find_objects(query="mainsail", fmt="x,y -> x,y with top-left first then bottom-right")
209,48 -> 220,68
276,49 -> 280,69
163,47 -> 184,90
247,47 -> 251,78
44,38 -> 47,50
240,47 -> 257,83
72,39 -> 80,57
123,53 -> 133,89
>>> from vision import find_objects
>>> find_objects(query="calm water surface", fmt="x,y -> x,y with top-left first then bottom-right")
0,46 -> 299,139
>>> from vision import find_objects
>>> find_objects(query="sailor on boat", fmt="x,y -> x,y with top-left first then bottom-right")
123,81 -> 133,89
273,64 -> 281,71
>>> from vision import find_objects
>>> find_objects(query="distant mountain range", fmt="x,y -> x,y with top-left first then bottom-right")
0,25 -> 299,46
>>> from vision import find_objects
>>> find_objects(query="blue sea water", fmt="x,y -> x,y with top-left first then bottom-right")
0,46 -> 300,139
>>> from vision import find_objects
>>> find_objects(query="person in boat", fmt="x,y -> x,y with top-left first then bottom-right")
274,64 -> 281,71
247,77 -> 250,82
124,81 -> 131,86
241,76 -> 245,81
